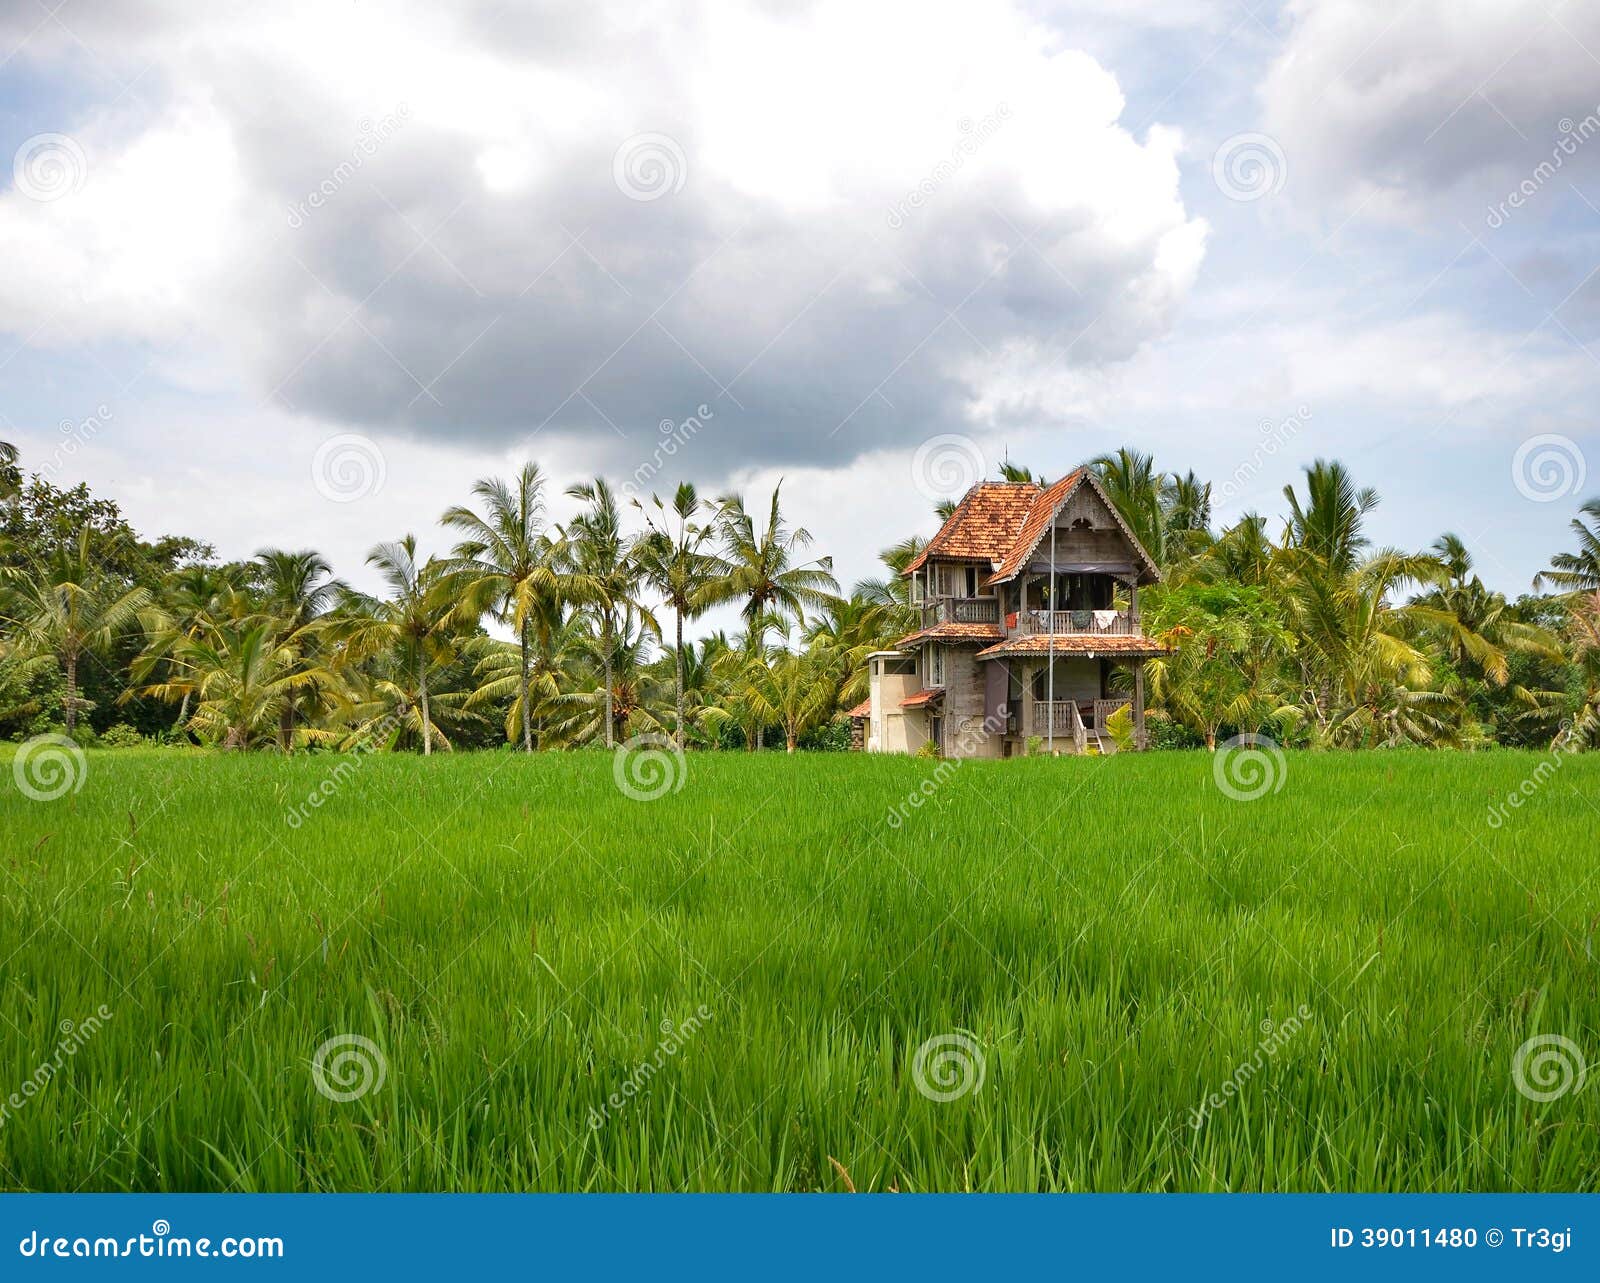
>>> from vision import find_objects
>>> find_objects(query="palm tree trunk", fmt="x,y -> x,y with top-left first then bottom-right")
175,690 -> 191,734
418,647 -> 433,756
63,651 -> 78,736
519,618 -> 533,752
279,697 -> 294,754
602,613 -> 615,750
674,610 -> 686,752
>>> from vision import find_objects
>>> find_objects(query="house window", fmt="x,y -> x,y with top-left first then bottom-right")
929,645 -> 946,687
930,714 -> 944,751
964,565 -> 979,596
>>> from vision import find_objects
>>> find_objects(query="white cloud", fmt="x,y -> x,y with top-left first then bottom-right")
0,0 -> 1206,476
1263,0 -> 1600,222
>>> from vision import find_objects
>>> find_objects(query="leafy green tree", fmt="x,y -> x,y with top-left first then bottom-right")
565,477 -> 647,748
442,463 -> 558,751
633,483 -> 733,750
2,531 -> 153,734
717,483 -> 838,626
339,536 -> 459,755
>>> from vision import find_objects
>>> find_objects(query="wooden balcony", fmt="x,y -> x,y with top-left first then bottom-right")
1018,608 -> 1138,636
1028,697 -> 1132,753
921,595 -> 1001,627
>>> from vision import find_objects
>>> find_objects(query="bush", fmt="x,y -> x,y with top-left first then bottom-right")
1144,711 -> 1205,751
797,717 -> 851,752
99,723 -> 147,748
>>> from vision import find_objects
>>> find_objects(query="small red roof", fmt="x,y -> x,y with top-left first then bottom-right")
899,687 -> 945,709
976,634 -> 1169,659
845,698 -> 872,719
893,622 -> 1004,648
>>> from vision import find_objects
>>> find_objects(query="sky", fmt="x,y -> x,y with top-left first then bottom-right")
1,0 -> 1597,624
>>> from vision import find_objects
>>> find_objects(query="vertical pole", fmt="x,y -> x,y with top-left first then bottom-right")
1046,520 -> 1056,754
1134,661 -> 1147,751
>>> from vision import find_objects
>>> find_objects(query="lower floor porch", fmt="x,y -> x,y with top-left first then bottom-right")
996,655 -> 1148,756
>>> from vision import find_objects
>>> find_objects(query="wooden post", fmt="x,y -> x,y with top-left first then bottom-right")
1018,660 -> 1035,753
1133,660 -> 1147,751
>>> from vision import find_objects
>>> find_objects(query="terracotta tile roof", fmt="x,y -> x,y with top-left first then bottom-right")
982,469 -> 1085,584
903,482 -> 1042,575
975,634 -> 1169,659
902,470 -> 1159,588
899,687 -> 945,709
845,698 -> 872,719
893,622 -> 1005,648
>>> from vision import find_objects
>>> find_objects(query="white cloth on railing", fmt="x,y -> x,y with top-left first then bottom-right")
1092,610 -> 1118,631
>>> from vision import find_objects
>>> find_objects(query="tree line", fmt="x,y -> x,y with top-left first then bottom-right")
0,439 -> 1596,754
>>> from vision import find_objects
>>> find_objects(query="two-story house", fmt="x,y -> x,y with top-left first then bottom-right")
863,468 -> 1166,758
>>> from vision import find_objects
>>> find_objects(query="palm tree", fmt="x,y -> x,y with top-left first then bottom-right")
0,439 -> 19,499
1282,459 -> 1378,576
138,620 -> 342,750
717,484 -> 839,626
746,642 -> 840,752
1091,448 -> 1166,564
565,477 -> 647,748
441,463 -> 557,751
253,549 -> 345,750
339,536 -> 457,755
804,593 -> 898,708
1535,497 -> 1600,593
2,530 -> 153,734
1411,534 -> 1561,685
134,564 -> 249,733
998,461 -> 1046,485
1162,470 -> 1213,561
632,483 -> 733,750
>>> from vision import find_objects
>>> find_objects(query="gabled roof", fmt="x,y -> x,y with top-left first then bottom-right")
903,482 -> 1042,574
899,687 -> 944,709
893,622 -> 1004,648
902,471 -> 1160,586
985,469 -> 1159,586
845,698 -> 872,719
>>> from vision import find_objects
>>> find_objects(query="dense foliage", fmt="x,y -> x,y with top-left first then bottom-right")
1,438 -> 1597,753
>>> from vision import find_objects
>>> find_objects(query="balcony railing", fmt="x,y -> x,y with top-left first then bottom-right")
1029,697 -> 1130,742
1018,608 -> 1137,636
921,595 -> 1001,628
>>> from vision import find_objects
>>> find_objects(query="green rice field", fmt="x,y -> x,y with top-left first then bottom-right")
1,745 -> 1597,1192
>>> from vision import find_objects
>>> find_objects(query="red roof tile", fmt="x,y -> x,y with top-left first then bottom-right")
893,622 -> 1005,648
845,698 -> 872,719
903,482 -> 1041,574
902,470 -> 1159,587
899,687 -> 945,709
983,469 -> 1086,584
975,634 -> 1169,659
